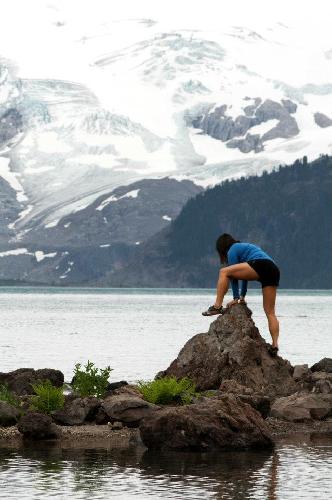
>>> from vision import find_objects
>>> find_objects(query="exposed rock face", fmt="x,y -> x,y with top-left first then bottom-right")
52,396 -> 100,426
139,394 -> 273,451
0,368 -> 64,395
311,358 -> 332,373
271,394 -> 332,422
314,112 -> 332,128
102,394 -> 159,427
0,401 -> 20,427
161,304 -> 297,396
190,98 -> 299,153
17,412 -> 58,440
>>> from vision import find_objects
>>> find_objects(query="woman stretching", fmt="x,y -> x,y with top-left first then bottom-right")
202,234 -> 280,353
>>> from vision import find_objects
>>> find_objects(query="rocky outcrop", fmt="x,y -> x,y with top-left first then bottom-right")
17,412 -> 58,440
314,112 -> 332,128
102,394 -> 160,427
139,394 -> 273,451
271,394 -> 332,422
160,304 -> 297,397
0,401 -> 21,427
190,98 -> 299,153
311,358 -> 332,373
0,368 -> 64,395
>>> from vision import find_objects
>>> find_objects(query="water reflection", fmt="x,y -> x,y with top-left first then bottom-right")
0,440 -> 332,499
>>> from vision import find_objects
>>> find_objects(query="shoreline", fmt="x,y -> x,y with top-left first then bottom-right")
2,419 -> 332,450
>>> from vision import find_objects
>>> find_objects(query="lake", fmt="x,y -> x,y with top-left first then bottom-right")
0,288 -> 332,499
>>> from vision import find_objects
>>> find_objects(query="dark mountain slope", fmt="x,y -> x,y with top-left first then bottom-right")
99,155 -> 332,288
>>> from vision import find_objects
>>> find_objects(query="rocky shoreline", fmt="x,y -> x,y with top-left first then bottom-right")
1,304 -> 332,451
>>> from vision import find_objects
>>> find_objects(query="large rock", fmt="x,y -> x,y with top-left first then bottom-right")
0,368 -> 64,395
271,393 -> 332,421
52,396 -> 100,426
161,304 -> 297,397
0,401 -> 21,427
139,394 -> 273,451
311,358 -> 332,373
102,394 -> 159,427
17,412 -> 58,440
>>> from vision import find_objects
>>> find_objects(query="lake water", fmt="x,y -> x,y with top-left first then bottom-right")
0,288 -> 332,499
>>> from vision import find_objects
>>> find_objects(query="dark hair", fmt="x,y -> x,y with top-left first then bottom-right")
216,233 -> 239,263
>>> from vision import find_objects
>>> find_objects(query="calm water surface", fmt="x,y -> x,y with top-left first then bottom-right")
0,288 -> 331,381
0,288 -> 332,499
0,438 -> 332,499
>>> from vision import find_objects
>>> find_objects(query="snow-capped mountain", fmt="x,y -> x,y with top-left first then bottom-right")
0,1 -> 331,283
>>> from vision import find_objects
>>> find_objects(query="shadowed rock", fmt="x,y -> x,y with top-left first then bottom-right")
0,368 -> 64,395
0,401 -> 21,427
160,304 -> 297,397
17,412 -> 58,440
140,394 -> 273,451
311,358 -> 332,373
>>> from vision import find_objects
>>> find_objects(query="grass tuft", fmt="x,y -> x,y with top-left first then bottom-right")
137,376 -> 197,405
30,379 -> 65,414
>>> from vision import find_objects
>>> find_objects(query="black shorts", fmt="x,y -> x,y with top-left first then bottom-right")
247,259 -> 280,288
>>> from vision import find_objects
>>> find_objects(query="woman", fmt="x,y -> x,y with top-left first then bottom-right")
202,234 -> 280,353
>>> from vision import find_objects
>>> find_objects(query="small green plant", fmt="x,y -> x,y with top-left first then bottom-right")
72,361 -> 112,398
0,384 -> 20,407
138,376 -> 197,405
30,379 -> 65,414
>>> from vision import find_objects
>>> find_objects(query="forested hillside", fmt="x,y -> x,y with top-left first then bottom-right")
100,155 -> 332,289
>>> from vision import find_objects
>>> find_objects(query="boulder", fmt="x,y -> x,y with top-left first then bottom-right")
139,394 -> 273,451
107,381 -> 128,392
52,396 -> 100,425
102,394 -> 159,427
270,393 -> 332,421
0,401 -> 21,427
161,304 -> 297,397
293,364 -> 311,381
311,358 -> 332,373
0,368 -> 64,395
17,412 -> 58,440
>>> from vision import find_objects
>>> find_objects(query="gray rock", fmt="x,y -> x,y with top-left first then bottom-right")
102,394 -> 159,427
314,112 -> 332,128
139,394 -> 273,451
227,133 -> 263,153
17,412 -> 58,440
52,396 -> 100,425
282,99 -> 297,114
0,401 -> 20,427
162,304 -> 297,397
271,393 -> 332,421
293,364 -> 310,381
311,358 -> 332,373
0,368 -> 64,396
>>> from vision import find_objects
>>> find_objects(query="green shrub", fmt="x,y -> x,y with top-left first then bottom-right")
72,361 -> 112,398
137,376 -> 197,405
0,384 -> 20,407
30,379 -> 65,414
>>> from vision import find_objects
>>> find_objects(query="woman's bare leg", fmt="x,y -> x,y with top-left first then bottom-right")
214,263 -> 259,307
262,286 -> 279,348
